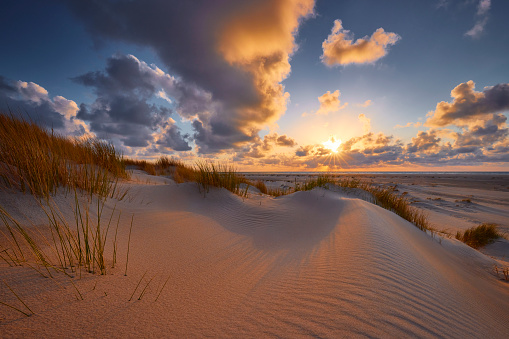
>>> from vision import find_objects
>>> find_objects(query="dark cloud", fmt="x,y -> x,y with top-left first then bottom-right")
73,54 -> 190,151
406,130 -> 442,153
240,133 -> 297,158
453,114 -> 508,148
426,81 -> 509,127
275,135 -> 297,147
64,0 -> 315,152
156,123 -> 192,152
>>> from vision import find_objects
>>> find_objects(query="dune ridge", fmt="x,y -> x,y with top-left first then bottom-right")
1,172 -> 508,338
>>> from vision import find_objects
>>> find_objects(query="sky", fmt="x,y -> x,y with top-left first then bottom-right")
1,0 -> 508,171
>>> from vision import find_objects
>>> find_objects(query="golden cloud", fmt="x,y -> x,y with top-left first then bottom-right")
316,90 -> 347,115
425,80 -> 509,128
218,0 -> 315,131
358,114 -> 371,134
321,20 -> 400,66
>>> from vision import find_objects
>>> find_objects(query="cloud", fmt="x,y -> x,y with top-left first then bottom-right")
357,99 -> 372,108
316,90 -> 347,115
321,20 -> 400,66
453,114 -> 508,148
465,0 -> 491,38
240,133 -> 296,158
358,114 -> 371,134
73,54 -> 191,150
155,118 -> 192,151
64,0 -> 315,152
394,121 -> 422,129
0,75 -> 89,136
425,80 -> 509,127
436,0 -> 450,9
406,130 -> 442,153
239,80 -> 509,170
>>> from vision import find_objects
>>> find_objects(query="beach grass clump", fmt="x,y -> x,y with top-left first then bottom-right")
0,113 -> 128,199
267,187 -> 290,197
367,185 -> 430,231
125,156 -> 196,183
0,192 -> 125,277
124,158 -> 157,175
455,223 -> 502,249
166,158 -> 196,183
255,180 -> 268,194
295,174 -> 335,192
332,178 -> 430,232
195,161 -> 249,197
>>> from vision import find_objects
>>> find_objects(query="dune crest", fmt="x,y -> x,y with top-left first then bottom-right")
1,173 -> 508,337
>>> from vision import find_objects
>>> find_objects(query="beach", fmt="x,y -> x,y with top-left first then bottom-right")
1,171 -> 508,337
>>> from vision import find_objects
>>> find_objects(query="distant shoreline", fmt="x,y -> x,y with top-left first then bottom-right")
240,171 -> 509,175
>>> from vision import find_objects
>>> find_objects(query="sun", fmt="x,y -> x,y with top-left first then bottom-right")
322,136 -> 342,153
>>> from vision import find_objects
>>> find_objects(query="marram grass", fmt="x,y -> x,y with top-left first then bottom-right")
456,223 -> 503,249
0,113 -> 129,199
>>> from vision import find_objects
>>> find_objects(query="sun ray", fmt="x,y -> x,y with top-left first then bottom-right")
323,136 -> 342,153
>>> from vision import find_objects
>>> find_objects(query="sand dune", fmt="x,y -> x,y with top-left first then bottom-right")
1,172 -> 508,337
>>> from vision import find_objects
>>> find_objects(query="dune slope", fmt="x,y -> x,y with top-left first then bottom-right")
1,175 -> 508,338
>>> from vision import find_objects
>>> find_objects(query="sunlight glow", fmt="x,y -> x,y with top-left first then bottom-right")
323,136 -> 342,153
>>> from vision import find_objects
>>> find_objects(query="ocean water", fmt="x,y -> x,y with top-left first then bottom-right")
240,171 -> 509,176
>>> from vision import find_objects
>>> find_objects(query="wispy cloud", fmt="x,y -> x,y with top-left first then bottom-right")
465,0 -> 491,38
394,121 -> 422,129
357,99 -> 372,108
358,114 -> 371,134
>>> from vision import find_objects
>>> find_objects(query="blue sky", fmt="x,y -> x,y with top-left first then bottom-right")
1,0 -> 508,171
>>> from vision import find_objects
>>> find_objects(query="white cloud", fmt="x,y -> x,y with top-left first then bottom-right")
465,0 -> 491,38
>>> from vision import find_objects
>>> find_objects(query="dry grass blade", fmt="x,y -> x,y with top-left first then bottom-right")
3,280 -> 34,315
138,275 -> 155,300
125,214 -> 134,276
129,271 -> 147,301
155,274 -> 171,302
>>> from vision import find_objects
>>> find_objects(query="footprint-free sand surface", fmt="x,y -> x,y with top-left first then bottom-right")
1,171 -> 508,337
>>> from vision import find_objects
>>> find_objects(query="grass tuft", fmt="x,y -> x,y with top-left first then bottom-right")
456,223 -> 502,249
254,180 -> 268,194
195,162 -> 249,197
0,113 -> 128,199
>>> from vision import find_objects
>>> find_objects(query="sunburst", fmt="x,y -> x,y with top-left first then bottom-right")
322,136 -> 342,153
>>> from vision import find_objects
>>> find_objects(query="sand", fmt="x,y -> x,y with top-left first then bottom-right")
1,171 -> 508,338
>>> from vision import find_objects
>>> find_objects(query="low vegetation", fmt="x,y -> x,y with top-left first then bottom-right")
195,162 -> 249,197
0,193 -> 129,277
0,113 -> 128,199
254,180 -> 268,194
455,223 -> 503,249
295,174 -> 335,191
0,114 -> 136,315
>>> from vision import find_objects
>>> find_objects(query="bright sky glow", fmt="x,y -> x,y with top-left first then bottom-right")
0,0 -> 508,171
323,136 -> 342,153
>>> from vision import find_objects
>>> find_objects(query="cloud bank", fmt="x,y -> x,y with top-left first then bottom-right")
64,0 -> 315,153
237,81 -> 509,169
73,54 -> 191,151
321,20 -> 400,66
